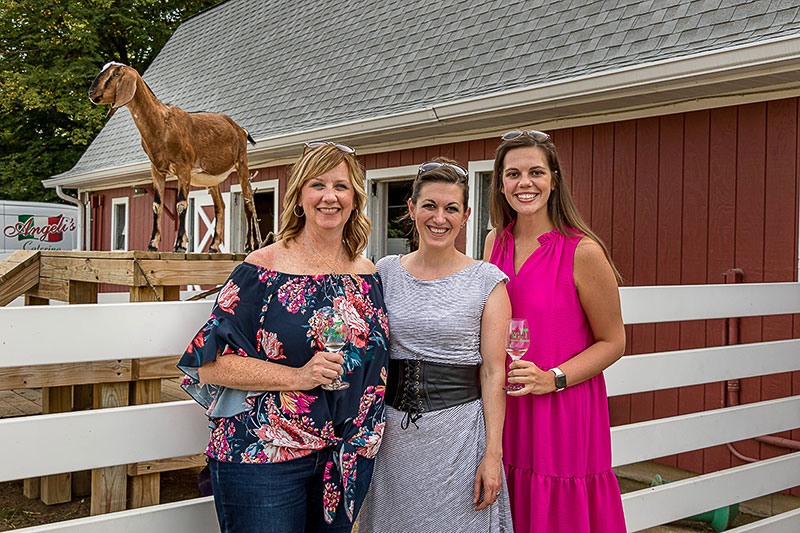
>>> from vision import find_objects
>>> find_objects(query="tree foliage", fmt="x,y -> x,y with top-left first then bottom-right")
0,0 -> 220,202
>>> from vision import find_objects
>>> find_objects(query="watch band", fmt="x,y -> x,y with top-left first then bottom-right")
551,367 -> 567,392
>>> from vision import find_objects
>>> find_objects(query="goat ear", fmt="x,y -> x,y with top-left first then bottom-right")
113,70 -> 137,108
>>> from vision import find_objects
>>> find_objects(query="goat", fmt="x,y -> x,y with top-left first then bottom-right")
87,62 -> 262,253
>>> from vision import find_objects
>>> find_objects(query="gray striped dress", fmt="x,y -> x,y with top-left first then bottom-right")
359,255 -> 512,533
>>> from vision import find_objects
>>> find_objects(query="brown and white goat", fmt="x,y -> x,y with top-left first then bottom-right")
88,62 -> 261,253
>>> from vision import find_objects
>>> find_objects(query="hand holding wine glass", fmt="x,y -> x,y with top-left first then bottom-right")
505,318 -> 529,392
318,307 -> 350,391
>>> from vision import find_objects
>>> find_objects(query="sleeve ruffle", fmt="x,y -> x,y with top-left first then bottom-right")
177,264 -> 264,418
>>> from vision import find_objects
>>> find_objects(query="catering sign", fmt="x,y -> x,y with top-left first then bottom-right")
1,200 -> 78,252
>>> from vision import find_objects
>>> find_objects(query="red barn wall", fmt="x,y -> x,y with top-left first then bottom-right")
89,98 -> 800,490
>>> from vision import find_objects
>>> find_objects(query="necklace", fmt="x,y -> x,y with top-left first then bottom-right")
305,237 -> 342,275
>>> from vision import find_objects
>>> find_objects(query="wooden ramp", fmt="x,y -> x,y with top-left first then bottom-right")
0,250 -> 40,306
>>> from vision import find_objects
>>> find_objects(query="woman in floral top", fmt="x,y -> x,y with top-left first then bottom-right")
178,142 -> 388,533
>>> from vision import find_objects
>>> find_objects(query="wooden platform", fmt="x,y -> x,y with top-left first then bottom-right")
1,250 -> 246,305
0,250 -> 242,513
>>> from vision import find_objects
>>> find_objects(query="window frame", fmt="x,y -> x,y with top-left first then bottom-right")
467,159 -> 494,259
110,196 -> 129,251
230,178 -> 280,251
365,165 -> 419,261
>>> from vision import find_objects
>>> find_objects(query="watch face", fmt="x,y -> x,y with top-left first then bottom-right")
555,373 -> 567,390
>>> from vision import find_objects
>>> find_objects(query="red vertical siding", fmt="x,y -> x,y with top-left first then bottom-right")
704,106 -> 738,474
571,126 -> 593,216
762,99 -> 798,470
628,117 -> 659,426
733,103 -> 768,466
608,120 -> 636,427
653,114 -> 684,467
591,123 -> 614,249
678,110 -> 710,473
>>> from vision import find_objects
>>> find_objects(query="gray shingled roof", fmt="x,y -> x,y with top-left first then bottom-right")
55,0 -> 800,179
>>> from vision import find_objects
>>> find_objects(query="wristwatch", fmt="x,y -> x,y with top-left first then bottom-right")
550,367 -> 567,392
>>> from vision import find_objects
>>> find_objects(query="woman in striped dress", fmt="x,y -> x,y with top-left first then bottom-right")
359,158 -> 513,532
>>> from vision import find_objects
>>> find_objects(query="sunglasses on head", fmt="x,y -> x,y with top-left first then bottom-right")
501,130 -> 550,143
416,161 -> 468,179
303,141 -> 356,155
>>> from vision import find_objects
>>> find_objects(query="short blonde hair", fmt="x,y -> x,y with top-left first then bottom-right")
278,144 -> 371,260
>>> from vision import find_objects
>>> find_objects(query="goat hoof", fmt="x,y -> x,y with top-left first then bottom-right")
209,247 -> 221,254
147,244 -> 158,252
173,246 -> 187,253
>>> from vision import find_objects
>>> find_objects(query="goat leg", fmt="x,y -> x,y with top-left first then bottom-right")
237,161 -> 261,252
174,179 -> 191,253
148,166 -> 166,252
208,185 -> 225,254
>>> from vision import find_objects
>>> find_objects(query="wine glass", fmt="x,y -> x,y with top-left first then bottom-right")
318,307 -> 350,391
505,317 -> 529,392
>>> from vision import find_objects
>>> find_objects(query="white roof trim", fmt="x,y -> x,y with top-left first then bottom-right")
46,33 -> 800,189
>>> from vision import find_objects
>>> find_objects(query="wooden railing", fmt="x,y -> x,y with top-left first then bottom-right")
1,282 -> 799,531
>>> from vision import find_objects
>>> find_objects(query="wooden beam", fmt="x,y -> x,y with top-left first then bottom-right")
23,477 -> 40,499
0,360 -> 132,389
72,383 -> 93,498
132,357 -> 181,380
0,251 -> 40,306
40,250 -> 159,260
127,472 -> 159,509
91,382 -> 129,515
27,277 -> 70,301
136,259 -> 240,286
127,455 -> 206,476
40,256 -> 136,286
0,249 -> 39,279
65,281 -> 97,500
41,385 -> 73,504
69,280 -> 98,304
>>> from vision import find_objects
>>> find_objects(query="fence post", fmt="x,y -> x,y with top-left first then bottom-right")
127,284 -> 180,509
90,381 -> 129,514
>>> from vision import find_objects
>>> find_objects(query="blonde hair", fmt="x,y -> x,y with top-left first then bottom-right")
490,135 -> 622,282
277,144 -> 371,261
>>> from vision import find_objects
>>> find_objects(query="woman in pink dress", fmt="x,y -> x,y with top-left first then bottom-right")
483,130 -> 627,532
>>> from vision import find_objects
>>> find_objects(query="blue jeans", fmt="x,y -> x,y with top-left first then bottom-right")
208,451 -> 374,533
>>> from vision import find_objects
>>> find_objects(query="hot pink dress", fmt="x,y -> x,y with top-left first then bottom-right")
490,225 -> 626,533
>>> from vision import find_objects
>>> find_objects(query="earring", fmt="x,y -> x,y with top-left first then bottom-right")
293,205 -> 305,217
460,223 -> 465,229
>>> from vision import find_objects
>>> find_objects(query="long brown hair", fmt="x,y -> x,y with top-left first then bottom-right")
278,143 -> 371,260
489,135 -> 621,281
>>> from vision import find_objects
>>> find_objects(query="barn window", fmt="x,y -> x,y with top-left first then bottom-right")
466,160 -> 494,259
110,197 -> 129,251
230,178 -> 279,252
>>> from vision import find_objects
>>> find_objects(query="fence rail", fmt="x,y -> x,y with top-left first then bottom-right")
1,281 -> 799,532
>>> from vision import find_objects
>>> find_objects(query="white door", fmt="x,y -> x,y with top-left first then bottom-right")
190,190 -> 231,253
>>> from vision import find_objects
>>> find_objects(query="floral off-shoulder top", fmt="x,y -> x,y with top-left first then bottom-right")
177,261 -> 389,524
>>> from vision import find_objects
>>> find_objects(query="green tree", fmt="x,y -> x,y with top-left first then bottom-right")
0,0 -> 219,202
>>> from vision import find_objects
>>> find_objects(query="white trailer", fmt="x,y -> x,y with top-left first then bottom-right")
1,200 -> 79,259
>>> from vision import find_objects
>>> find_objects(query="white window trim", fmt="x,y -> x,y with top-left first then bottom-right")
110,197 -> 129,251
365,165 -> 419,261
230,178 -> 280,238
467,159 -> 494,259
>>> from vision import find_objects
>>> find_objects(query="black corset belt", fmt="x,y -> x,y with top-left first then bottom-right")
386,358 -> 481,429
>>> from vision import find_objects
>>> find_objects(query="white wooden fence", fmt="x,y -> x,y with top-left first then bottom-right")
1,282 -> 799,532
